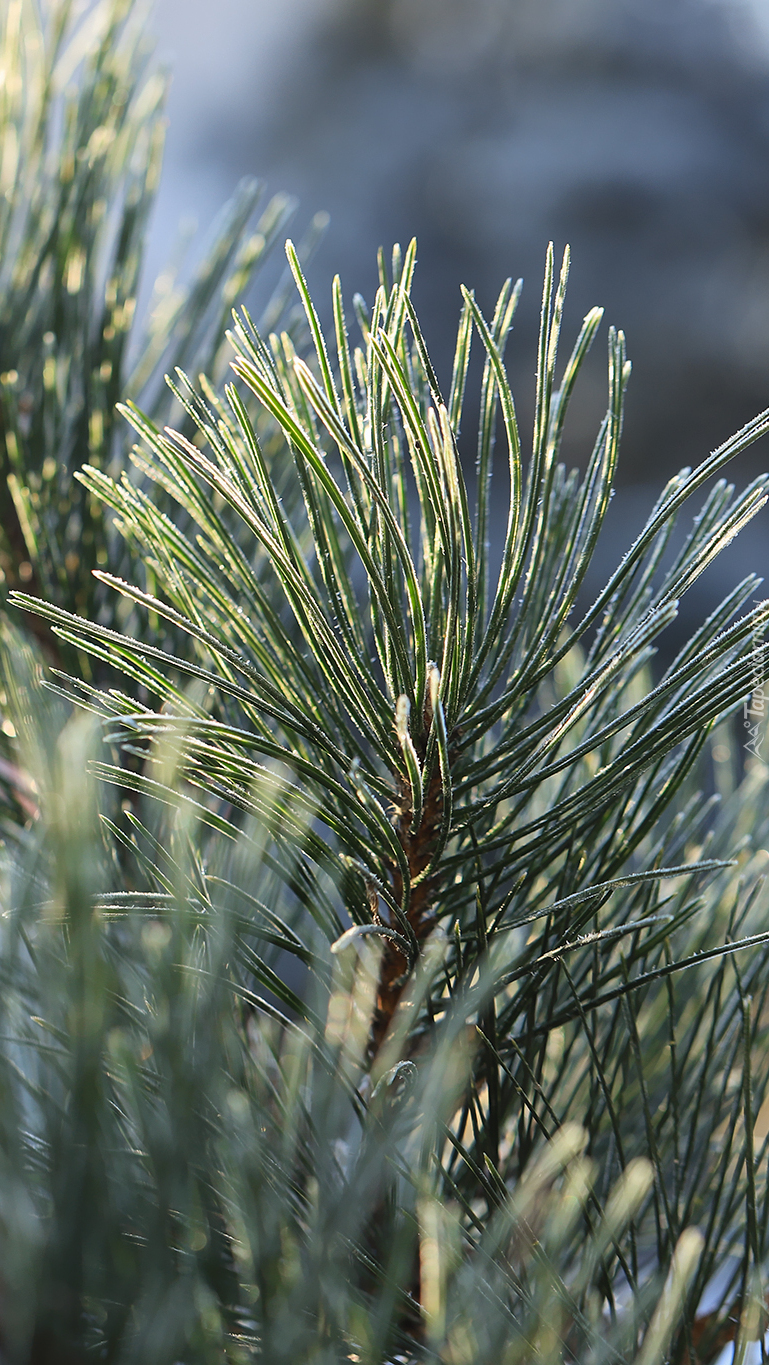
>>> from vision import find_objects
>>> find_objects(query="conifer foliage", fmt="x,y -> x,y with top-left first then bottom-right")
3,3 -> 769,1363
0,0 -> 300,635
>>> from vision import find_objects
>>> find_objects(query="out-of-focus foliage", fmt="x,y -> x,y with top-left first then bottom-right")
0,0 -> 303,632
0,0 -> 322,822
1,617 -> 763,1365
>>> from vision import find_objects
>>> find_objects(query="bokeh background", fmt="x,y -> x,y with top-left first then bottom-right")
145,0 -> 769,627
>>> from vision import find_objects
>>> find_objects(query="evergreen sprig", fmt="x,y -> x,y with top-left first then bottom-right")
11,232 -> 769,1357
16,240 -> 769,991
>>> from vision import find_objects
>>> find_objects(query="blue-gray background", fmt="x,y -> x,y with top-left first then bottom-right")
145,0 -> 769,631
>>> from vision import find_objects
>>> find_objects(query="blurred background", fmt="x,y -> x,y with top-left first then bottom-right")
145,0 -> 769,626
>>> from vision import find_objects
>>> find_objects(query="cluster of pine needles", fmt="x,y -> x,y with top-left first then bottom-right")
2,2 -> 769,1362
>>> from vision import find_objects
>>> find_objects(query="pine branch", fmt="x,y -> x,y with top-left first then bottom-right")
9,224 -> 769,1358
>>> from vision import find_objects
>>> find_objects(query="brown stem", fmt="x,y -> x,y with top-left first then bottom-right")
371,757 -> 444,1056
